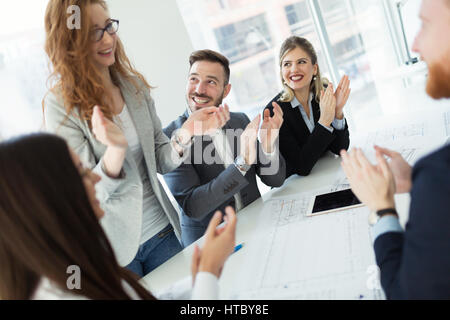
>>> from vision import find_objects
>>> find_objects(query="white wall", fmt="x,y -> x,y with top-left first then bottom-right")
107,0 -> 194,126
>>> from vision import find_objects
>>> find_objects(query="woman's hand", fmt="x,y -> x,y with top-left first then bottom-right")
240,115 -> 261,166
92,106 -> 127,178
340,148 -> 396,212
191,206 -> 237,283
318,83 -> 336,128
260,102 -> 284,154
92,106 -> 127,150
334,75 -> 351,119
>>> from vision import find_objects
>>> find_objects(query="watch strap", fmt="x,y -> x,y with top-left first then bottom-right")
376,208 -> 398,218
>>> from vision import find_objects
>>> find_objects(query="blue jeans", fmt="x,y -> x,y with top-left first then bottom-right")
125,224 -> 183,278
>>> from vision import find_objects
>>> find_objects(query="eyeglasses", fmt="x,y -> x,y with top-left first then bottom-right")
91,19 -> 119,42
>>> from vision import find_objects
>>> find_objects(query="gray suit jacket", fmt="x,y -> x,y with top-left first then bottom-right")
163,111 -> 286,245
44,76 -> 183,266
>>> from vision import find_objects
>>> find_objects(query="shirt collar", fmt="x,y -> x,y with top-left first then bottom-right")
290,92 -> 314,109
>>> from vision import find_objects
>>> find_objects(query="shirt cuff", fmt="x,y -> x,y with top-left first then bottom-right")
332,117 -> 346,130
191,272 -> 219,300
370,215 -> 403,243
261,147 -> 277,159
235,164 -> 247,176
170,129 -> 194,161
148,276 -> 193,300
319,122 -> 334,133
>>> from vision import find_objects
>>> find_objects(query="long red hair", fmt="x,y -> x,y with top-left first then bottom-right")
43,0 -> 150,121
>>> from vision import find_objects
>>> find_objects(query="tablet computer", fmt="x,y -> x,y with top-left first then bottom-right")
306,188 -> 364,217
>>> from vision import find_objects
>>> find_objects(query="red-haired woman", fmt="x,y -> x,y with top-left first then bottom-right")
43,0 -> 230,278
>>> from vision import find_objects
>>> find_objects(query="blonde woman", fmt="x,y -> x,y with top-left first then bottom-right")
265,36 -> 350,177
43,0 -> 230,277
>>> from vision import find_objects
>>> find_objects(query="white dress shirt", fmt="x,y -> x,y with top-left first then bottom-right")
31,272 -> 219,300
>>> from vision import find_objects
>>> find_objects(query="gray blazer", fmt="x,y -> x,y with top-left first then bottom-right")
44,76 -> 183,266
164,111 -> 286,246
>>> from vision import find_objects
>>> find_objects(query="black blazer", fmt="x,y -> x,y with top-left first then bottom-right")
374,144 -> 450,299
265,93 -> 350,177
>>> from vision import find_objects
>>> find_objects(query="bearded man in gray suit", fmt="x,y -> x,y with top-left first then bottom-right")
164,50 -> 286,247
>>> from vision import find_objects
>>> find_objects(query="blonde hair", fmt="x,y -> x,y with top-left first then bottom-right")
278,36 -> 328,103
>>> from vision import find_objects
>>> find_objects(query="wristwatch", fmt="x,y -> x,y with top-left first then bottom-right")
234,155 -> 251,172
368,208 -> 398,226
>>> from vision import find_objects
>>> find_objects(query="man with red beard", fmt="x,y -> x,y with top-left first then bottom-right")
340,0 -> 450,299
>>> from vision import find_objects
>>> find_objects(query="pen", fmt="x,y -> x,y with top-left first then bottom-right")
233,242 -> 245,253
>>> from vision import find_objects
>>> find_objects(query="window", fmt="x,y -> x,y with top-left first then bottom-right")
214,13 -> 272,64
0,0 -> 49,140
177,0 -> 423,129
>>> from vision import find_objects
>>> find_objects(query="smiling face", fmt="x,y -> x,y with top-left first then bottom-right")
89,3 -> 118,70
281,47 -> 318,93
186,60 -> 231,112
412,0 -> 450,99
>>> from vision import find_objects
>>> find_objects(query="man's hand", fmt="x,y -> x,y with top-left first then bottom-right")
340,148 -> 396,212
260,102 -> 284,153
374,145 -> 412,193
240,115 -> 261,166
181,104 -> 230,143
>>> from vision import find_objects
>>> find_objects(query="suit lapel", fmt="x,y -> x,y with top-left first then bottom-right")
119,78 -> 156,174
283,101 -> 310,137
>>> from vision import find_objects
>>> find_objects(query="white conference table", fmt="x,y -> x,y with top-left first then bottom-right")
140,151 -> 413,299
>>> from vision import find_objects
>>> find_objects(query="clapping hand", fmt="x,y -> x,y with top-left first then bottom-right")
318,83 -> 336,128
260,102 -> 284,153
191,206 -> 237,284
334,75 -> 351,119
92,106 -> 127,150
374,145 -> 412,193
182,104 -> 230,139
240,115 -> 261,166
340,148 -> 396,212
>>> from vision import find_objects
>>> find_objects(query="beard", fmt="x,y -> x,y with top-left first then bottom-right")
426,61 -> 450,99
187,91 -> 225,112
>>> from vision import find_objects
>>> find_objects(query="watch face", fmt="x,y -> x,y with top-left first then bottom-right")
235,155 -> 250,171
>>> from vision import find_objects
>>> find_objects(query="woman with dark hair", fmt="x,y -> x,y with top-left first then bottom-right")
0,133 -> 236,300
43,0 -> 230,276
265,36 -> 351,177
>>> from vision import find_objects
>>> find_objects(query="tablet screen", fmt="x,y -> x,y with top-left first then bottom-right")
312,189 -> 361,213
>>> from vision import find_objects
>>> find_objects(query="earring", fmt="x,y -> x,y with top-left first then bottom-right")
313,76 -> 317,81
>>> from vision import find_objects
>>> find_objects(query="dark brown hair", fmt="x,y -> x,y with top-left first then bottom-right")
278,36 -> 328,103
0,133 -> 155,300
189,49 -> 231,85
